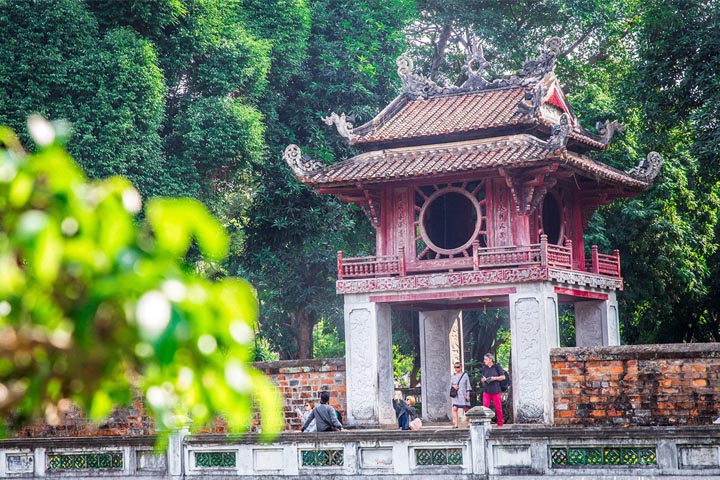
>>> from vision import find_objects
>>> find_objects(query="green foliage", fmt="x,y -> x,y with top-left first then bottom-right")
238,0 -> 415,359
312,319 -> 345,359
559,306 -> 577,348
392,344 -> 416,388
0,119 -> 282,439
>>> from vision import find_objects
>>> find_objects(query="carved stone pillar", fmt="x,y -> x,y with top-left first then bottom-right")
575,292 -> 620,346
419,309 -> 461,422
509,283 -> 558,424
343,294 -> 395,427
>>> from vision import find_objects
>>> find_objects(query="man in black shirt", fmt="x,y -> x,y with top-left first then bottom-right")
480,353 -> 506,426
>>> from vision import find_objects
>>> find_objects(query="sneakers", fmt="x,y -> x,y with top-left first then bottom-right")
713,417 -> 720,424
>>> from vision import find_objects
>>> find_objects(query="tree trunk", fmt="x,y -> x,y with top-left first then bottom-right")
295,309 -> 316,359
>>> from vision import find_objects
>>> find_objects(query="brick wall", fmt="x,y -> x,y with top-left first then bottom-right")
552,343 -> 720,426
253,357 -> 346,431
14,394 -> 155,438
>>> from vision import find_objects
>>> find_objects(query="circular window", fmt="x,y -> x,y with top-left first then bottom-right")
419,187 -> 482,255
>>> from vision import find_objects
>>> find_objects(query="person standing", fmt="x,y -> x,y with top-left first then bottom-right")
301,391 -> 343,432
450,361 -> 472,428
480,353 -> 506,427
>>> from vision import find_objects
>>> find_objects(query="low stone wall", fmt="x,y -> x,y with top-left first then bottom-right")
3,420 -> 720,478
253,357 -> 346,431
551,343 -> 720,426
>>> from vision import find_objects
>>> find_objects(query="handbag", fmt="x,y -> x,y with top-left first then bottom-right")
449,371 -> 465,398
409,418 -> 422,430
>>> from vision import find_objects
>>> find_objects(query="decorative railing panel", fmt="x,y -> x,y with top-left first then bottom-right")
415,447 -> 463,466
301,449 -> 344,467
550,446 -> 657,467
47,451 -> 123,471
195,451 -> 236,468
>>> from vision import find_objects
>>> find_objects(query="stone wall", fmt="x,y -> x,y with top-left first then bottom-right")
551,343 -> 720,426
254,357 -> 346,431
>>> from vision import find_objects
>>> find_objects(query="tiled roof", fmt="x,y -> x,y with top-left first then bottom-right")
352,88 -> 528,145
296,135 -> 648,190
350,86 -> 611,151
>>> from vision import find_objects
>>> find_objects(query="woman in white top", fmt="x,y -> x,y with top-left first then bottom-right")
450,361 -> 472,428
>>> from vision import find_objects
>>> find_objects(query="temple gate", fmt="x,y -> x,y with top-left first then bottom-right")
284,38 -> 661,427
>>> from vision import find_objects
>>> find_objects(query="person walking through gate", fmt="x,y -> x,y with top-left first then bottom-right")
450,361 -> 472,428
481,353 -> 506,427
301,391 -> 343,432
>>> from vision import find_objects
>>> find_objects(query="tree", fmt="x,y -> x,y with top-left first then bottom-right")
0,118 -> 282,439
606,0 -> 720,342
0,0 -> 271,201
238,0 -> 415,359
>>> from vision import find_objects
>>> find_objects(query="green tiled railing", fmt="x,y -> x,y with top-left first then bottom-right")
551,446 -> 657,467
300,449 -> 344,467
195,451 -> 236,468
415,447 -> 463,466
47,452 -> 123,471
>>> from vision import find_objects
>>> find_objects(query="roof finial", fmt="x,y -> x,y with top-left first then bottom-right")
461,41 -> 489,89
322,112 -> 357,140
626,151 -> 663,183
516,36 -> 563,80
547,113 -> 571,151
595,119 -> 625,145
396,54 -> 442,99
283,144 -> 323,178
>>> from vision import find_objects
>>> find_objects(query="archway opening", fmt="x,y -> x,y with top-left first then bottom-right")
542,194 -> 562,244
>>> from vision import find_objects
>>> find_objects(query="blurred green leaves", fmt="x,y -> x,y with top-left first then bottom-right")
0,118 -> 282,440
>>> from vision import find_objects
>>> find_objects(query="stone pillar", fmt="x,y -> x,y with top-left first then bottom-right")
343,294 -> 395,427
419,309 -> 461,422
575,292 -> 620,346
509,283 -> 558,424
466,406 -> 494,476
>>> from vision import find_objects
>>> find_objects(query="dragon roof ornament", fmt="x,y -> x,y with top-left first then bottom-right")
283,144 -> 324,178
397,37 -> 563,100
547,113 -> 571,151
626,151 -> 663,183
596,120 -> 625,145
322,112 -> 357,140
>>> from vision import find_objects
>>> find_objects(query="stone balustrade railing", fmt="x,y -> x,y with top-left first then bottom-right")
2,408 -> 719,478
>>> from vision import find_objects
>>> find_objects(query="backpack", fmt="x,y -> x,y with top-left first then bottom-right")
500,367 -> 510,392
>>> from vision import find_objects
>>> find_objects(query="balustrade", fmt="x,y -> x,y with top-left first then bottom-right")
337,239 -> 620,280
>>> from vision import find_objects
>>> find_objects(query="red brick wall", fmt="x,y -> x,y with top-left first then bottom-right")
552,343 -> 720,426
253,357 -> 346,431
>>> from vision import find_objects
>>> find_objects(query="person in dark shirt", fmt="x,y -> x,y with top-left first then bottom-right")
301,390 -> 343,432
480,353 -> 506,426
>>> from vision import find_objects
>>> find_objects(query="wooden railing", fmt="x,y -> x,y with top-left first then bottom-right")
337,247 -> 406,280
337,237 -> 620,280
587,245 -> 621,277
